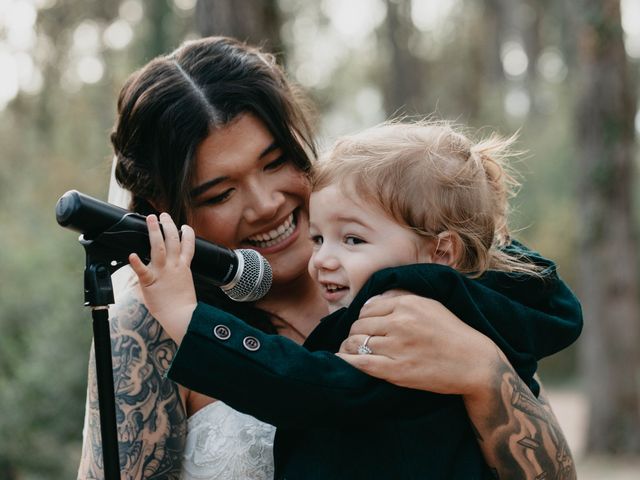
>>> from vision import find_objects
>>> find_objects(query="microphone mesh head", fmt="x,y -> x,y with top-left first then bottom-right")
221,249 -> 272,302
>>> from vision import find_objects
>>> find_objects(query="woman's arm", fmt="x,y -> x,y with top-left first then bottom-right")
77,293 -> 187,480
464,355 -> 576,479
338,292 -> 576,480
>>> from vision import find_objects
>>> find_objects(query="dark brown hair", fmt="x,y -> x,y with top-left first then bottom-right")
112,36 -> 316,225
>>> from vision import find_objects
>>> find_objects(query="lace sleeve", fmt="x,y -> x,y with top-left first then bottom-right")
181,401 -> 275,480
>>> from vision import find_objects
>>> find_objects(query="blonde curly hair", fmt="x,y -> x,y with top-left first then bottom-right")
313,120 -> 540,277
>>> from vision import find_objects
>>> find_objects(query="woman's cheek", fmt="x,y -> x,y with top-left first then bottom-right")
191,207 -> 239,247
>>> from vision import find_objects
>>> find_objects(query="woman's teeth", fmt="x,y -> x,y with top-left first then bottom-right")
246,212 -> 296,248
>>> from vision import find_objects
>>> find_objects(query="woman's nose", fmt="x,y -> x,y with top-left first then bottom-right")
243,182 -> 285,223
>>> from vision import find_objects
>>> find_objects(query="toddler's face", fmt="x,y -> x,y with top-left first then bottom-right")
308,183 -> 431,313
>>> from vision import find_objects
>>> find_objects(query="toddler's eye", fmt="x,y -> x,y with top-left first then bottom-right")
345,236 -> 365,245
310,235 -> 323,246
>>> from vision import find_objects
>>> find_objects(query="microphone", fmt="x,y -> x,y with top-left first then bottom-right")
55,190 -> 272,302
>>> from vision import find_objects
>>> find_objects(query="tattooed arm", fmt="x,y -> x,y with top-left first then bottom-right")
464,349 -> 576,480
77,291 -> 187,479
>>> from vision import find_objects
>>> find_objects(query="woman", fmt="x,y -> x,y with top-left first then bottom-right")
78,36 -> 576,479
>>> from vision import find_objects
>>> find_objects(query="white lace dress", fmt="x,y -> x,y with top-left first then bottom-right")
181,401 -> 276,479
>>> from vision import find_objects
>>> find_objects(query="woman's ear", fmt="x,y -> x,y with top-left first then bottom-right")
430,231 -> 462,268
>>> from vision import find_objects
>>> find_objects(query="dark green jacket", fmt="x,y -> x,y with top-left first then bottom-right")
169,243 -> 582,479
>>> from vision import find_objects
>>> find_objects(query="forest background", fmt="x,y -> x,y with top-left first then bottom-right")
0,0 -> 639,478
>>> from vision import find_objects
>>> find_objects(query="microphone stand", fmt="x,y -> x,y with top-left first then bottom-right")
80,236 -> 126,480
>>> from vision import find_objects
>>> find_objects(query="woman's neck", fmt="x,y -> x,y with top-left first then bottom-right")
256,271 -> 328,343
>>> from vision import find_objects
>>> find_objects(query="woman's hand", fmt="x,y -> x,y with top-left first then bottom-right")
337,290 -> 500,397
338,290 -> 577,479
129,213 -> 197,344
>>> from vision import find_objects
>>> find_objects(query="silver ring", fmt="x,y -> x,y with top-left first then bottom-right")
357,335 -> 373,355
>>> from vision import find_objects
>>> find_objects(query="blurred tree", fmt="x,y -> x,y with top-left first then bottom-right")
482,0 -> 508,83
147,0 -> 176,59
195,0 -> 284,55
574,0 -> 640,453
380,0 -> 425,116
0,0 -> 195,477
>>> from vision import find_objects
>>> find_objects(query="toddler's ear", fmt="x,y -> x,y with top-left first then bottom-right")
430,231 -> 462,268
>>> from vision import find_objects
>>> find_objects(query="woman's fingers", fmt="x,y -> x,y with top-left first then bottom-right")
359,289 -> 411,319
338,334 -> 394,358
348,316 -> 391,337
335,352 -> 395,380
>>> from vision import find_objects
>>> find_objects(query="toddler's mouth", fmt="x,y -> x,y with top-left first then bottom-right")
324,283 -> 348,293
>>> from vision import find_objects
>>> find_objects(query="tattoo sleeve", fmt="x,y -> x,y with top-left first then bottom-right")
465,352 -> 576,480
77,293 -> 187,479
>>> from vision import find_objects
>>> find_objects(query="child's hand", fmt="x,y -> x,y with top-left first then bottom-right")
129,212 -> 197,344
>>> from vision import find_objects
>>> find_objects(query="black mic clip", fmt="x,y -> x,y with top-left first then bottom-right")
80,237 -> 124,307
79,213 -> 151,306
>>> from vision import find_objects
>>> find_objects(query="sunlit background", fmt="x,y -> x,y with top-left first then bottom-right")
1,0 -> 639,478
2,0 -> 640,118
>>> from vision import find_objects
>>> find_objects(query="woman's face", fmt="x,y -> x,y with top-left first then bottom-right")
189,113 -> 313,285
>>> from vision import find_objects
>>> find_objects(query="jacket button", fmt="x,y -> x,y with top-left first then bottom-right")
213,324 -> 231,340
242,336 -> 260,351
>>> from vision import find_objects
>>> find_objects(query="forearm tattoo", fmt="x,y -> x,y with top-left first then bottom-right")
77,295 -> 187,479
471,356 -> 576,480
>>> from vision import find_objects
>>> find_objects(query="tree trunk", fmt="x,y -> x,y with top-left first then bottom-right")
381,0 -> 425,116
482,0 -> 506,83
195,0 -> 284,55
147,0 -> 174,59
574,0 -> 640,454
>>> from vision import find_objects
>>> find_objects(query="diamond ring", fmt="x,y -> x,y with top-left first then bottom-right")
357,335 -> 373,355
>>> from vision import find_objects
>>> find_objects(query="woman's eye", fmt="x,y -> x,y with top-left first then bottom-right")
310,235 -> 323,246
265,155 -> 288,171
345,236 -> 365,245
202,189 -> 234,205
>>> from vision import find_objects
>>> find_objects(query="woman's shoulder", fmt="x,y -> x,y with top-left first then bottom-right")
109,287 -> 152,329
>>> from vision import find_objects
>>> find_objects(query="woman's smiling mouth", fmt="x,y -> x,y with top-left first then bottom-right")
245,211 -> 297,249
